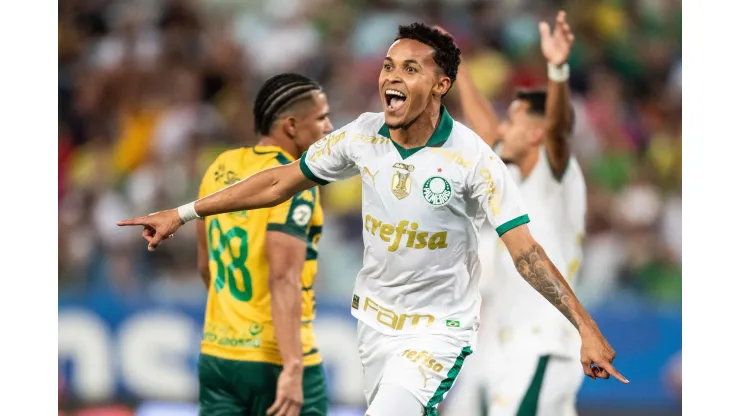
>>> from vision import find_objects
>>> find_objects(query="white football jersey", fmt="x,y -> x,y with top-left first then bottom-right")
487,146 -> 587,358
300,108 -> 530,337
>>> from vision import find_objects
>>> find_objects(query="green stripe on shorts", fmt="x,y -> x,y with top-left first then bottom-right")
516,355 -> 551,416
424,346 -> 473,416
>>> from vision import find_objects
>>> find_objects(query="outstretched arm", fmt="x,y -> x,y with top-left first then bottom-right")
195,162 -> 314,217
118,162 -> 316,251
500,224 -> 587,331
500,224 -> 628,383
540,11 -> 575,179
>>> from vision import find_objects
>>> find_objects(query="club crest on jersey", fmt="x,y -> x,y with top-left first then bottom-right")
391,162 -> 415,199
422,176 -> 452,206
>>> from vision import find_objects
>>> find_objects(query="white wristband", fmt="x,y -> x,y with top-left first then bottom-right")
177,201 -> 201,223
547,62 -> 570,82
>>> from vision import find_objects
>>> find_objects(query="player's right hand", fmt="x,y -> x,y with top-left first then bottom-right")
267,369 -> 304,416
117,209 -> 183,252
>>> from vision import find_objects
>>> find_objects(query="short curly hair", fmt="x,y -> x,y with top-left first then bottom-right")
396,23 -> 462,88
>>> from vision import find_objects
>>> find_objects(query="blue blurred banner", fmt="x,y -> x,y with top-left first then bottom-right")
58,295 -> 680,409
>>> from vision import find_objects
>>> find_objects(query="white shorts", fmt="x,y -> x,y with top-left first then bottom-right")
446,336 -> 584,416
357,321 -> 476,415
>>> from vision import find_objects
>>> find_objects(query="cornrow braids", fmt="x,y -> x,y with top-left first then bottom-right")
253,73 -> 322,136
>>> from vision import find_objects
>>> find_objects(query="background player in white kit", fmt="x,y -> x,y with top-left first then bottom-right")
117,21 -> 626,416
443,12 -> 590,416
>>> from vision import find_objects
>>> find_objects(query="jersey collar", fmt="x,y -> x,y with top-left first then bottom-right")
378,105 -> 454,160
252,145 -> 295,163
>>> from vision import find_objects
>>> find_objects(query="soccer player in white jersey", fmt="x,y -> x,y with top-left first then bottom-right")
443,12 -> 590,416
118,21 -> 626,416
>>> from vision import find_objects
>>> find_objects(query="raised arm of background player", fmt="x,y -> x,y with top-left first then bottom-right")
437,12 -> 574,178
539,11 -> 575,180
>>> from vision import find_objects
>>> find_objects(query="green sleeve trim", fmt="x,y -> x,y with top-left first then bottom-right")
495,214 -> 530,237
299,152 -> 329,186
266,223 -> 308,239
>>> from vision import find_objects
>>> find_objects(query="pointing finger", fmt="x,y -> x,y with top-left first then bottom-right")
600,361 -> 629,384
118,217 -> 148,227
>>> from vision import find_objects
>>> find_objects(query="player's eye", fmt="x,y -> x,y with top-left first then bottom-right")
383,63 -> 392,71
405,66 -> 417,73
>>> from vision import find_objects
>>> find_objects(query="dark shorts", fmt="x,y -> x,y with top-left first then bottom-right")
198,353 -> 328,416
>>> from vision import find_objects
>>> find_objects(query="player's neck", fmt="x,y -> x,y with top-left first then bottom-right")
518,149 -> 540,179
257,135 -> 300,159
389,103 -> 441,149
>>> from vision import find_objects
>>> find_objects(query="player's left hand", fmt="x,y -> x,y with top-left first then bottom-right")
579,327 -> 629,384
540,10 -> 575,66
267,368 -> 304,416
117,209 -> 182,251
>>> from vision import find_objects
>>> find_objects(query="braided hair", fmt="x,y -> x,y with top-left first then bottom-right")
253,73 -> 322,136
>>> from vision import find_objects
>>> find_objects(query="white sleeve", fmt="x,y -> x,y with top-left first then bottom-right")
469,146 -> 530,237
299,120 -> 359,184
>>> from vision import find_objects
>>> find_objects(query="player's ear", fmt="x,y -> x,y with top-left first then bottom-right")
531,125 -> 546,145
432,74 -> 451,99
282,116 -> 297,140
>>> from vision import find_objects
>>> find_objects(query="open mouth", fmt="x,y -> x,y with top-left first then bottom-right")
385,89 -> 407,112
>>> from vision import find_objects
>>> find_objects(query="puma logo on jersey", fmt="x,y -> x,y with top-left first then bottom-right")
363,167 -> 379,184
400,349 -> 445,374
364,215 -> 448,252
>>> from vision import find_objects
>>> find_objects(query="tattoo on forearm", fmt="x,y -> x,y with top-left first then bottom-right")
514,245 -> 579,330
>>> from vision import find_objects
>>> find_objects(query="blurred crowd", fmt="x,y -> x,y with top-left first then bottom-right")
58,0 -> 682,308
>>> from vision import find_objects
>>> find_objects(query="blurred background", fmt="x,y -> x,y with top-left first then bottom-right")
58,0 -> 681,415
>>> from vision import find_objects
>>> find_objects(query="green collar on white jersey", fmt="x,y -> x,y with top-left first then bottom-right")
378,105 -> 454,160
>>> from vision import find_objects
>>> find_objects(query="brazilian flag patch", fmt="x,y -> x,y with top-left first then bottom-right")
446,320 -> 460,328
